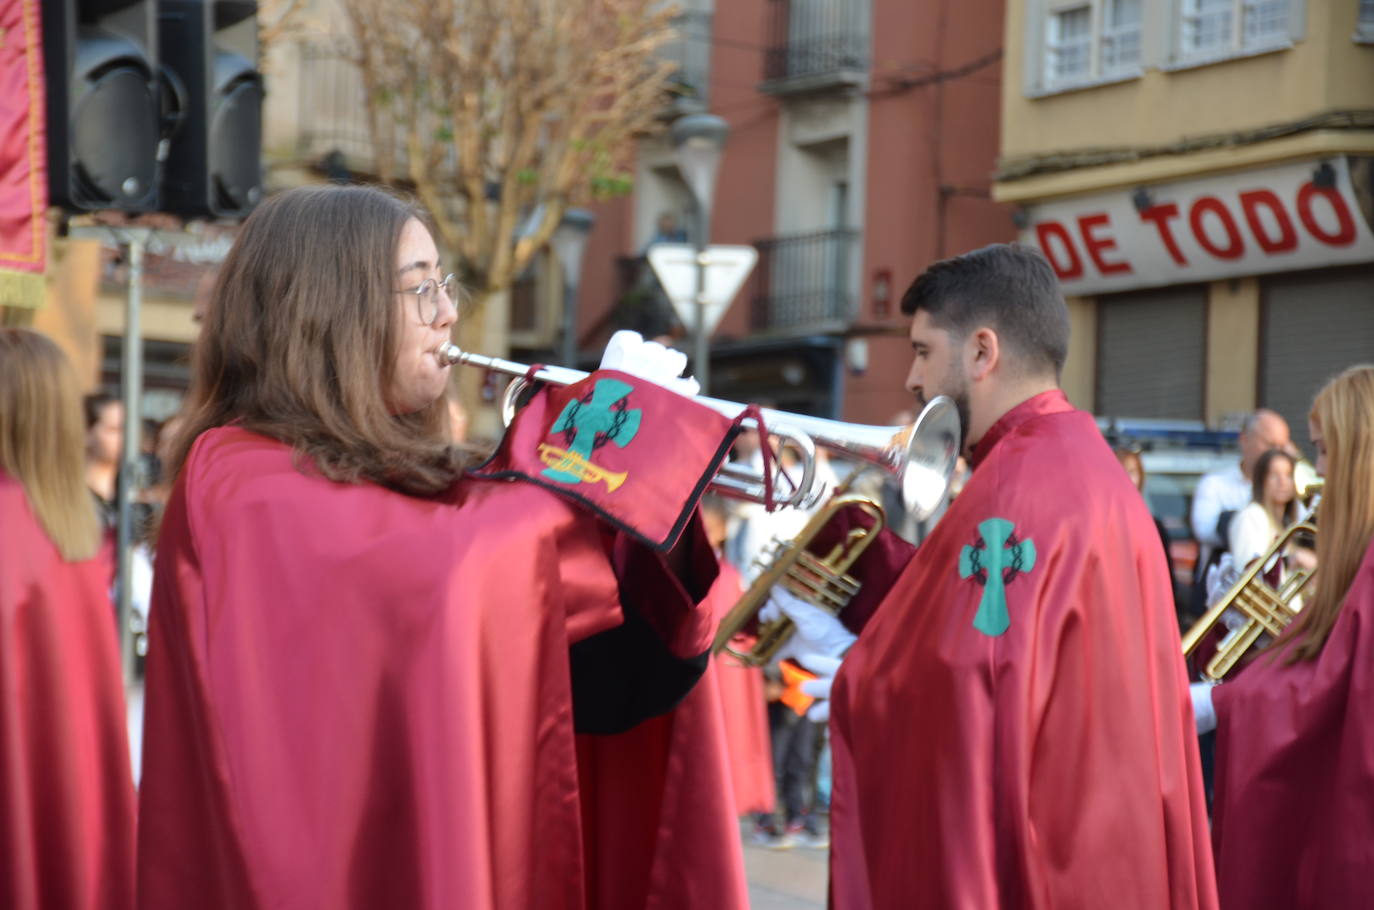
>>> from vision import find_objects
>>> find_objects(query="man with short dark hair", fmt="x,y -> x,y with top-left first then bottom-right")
773,244 -> 1217,908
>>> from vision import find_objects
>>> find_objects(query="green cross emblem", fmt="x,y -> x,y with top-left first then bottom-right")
540,378 -> 642,489
958,517 -> 1036,637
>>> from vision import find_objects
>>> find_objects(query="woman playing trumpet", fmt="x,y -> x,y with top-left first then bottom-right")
137,185 -> 748,909
1200,365 -> 1374,908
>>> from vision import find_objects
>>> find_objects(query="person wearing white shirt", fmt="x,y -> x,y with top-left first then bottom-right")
1228,448 -> 1298,574
1190,409 -> 1294,584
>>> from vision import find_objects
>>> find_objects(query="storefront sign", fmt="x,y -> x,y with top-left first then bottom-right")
1021,157 -> 1374,295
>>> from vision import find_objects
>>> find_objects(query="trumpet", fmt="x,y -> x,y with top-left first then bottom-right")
1181,480 -> 1322,681
713,493 -> 884,666
437,341 -> 961,514
711,394 -> 962,666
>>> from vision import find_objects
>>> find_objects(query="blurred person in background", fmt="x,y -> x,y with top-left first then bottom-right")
137,417 -> 160,487
1195,365 -> 1374,908
1115,447 -> 1174,585
83,391 -> 122,531
1228,447 -> 1307,581
1190,410 -> 1294,602
139,414 -> 185,512
0,328 -> 136,910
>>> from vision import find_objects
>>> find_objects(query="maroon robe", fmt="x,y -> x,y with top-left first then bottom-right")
829,391 -> 1217,909
575,561 -> 750,910
136,426 -> 720,909
1211,539 -> 1374,908
0,471 -> 136,910
710,562 -> 775,817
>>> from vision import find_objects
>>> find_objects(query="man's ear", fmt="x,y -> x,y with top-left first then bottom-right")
969,326 -> 1000,381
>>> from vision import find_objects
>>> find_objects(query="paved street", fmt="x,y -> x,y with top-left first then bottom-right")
743,834 -> 828,909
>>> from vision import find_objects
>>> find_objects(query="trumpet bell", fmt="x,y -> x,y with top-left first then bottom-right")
899,396 -> 961,521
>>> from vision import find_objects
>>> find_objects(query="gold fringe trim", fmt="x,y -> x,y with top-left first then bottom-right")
0,269 -> 44,310
0,306 -> 37,327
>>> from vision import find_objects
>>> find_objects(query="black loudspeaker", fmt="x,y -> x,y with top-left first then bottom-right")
158,0 -> 261,217
42,0 -> 162,212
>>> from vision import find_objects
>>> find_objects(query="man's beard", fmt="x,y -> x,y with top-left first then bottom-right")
917,365 -> 971,454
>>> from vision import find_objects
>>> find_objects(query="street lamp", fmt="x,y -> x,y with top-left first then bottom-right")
670,112 -> 728,395
551,208 -> 596,367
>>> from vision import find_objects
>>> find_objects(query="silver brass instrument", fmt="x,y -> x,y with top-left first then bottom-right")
1182,479 -> 1322,681
711,395 -> 962,666
438,341 -> 959,514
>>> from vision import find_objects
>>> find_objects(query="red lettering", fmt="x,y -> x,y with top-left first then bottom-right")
1296,182 -> 1357,247
1138,203 -> 1189,266
1076,213 -> 1133,275
1189,196 -> 1245,260
1034,221 -> 1083,280
1238,189 -> 1298,254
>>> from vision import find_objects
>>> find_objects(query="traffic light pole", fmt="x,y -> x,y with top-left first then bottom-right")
70,224 -> 149,690
692,197 -> 713,397
115,230 -> 147,690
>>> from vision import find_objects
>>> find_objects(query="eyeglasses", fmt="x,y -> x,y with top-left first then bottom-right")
398,273 -> 459,326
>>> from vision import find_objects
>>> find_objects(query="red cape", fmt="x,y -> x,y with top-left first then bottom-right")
575,560 -> 751,910
0,472 -> 135,910
1212,539 -> 1374,908
829,391 -> 1216,909
137,427 -> 719,909
710,562 -> 775,816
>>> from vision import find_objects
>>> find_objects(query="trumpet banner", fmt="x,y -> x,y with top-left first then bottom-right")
473,369 -> 739,551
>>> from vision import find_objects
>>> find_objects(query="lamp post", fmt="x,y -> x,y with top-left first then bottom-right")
670,112 -> 728,395
551,208 -> 595,367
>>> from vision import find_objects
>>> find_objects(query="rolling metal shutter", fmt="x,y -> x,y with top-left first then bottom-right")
1261,266 -> 1374,451
1096,286 -> 1207,419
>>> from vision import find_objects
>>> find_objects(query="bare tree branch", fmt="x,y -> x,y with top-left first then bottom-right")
339,0 -> 679,305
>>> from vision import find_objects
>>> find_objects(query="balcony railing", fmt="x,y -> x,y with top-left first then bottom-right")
751,228 -> 860,332
762,0 -> 867,92
660,11 -> 712,113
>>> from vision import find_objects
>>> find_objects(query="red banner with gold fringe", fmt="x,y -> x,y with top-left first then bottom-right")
0,0 -> 46,309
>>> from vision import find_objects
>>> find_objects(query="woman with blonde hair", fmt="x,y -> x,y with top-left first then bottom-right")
1203,364 -> 1374,908
0,328 -> 136,910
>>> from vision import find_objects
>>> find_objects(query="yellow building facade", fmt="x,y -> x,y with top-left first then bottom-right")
995,0 -> 1374,439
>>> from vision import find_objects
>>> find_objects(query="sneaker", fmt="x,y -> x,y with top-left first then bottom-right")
785,819 -> 829,849
750,823 -> 794,850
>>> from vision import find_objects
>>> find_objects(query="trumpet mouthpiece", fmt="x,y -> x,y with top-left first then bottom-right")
436,342 -> 464,366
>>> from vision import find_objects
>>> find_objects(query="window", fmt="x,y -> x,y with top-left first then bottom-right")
1102,0 -> 1143,75
1358,0 -> 1374,42
1177,0 -> 1294,63
1243,0 -> 1290,46
1039,0 -> 1142,91
1046,6 -> 1093,85
1180,0 -> 1234,56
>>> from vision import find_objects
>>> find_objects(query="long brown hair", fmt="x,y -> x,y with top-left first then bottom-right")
1278,365 -> 1374,663
172,185 -> 472,496
0,329 -> 102,561
1250,447 -> 1297,527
